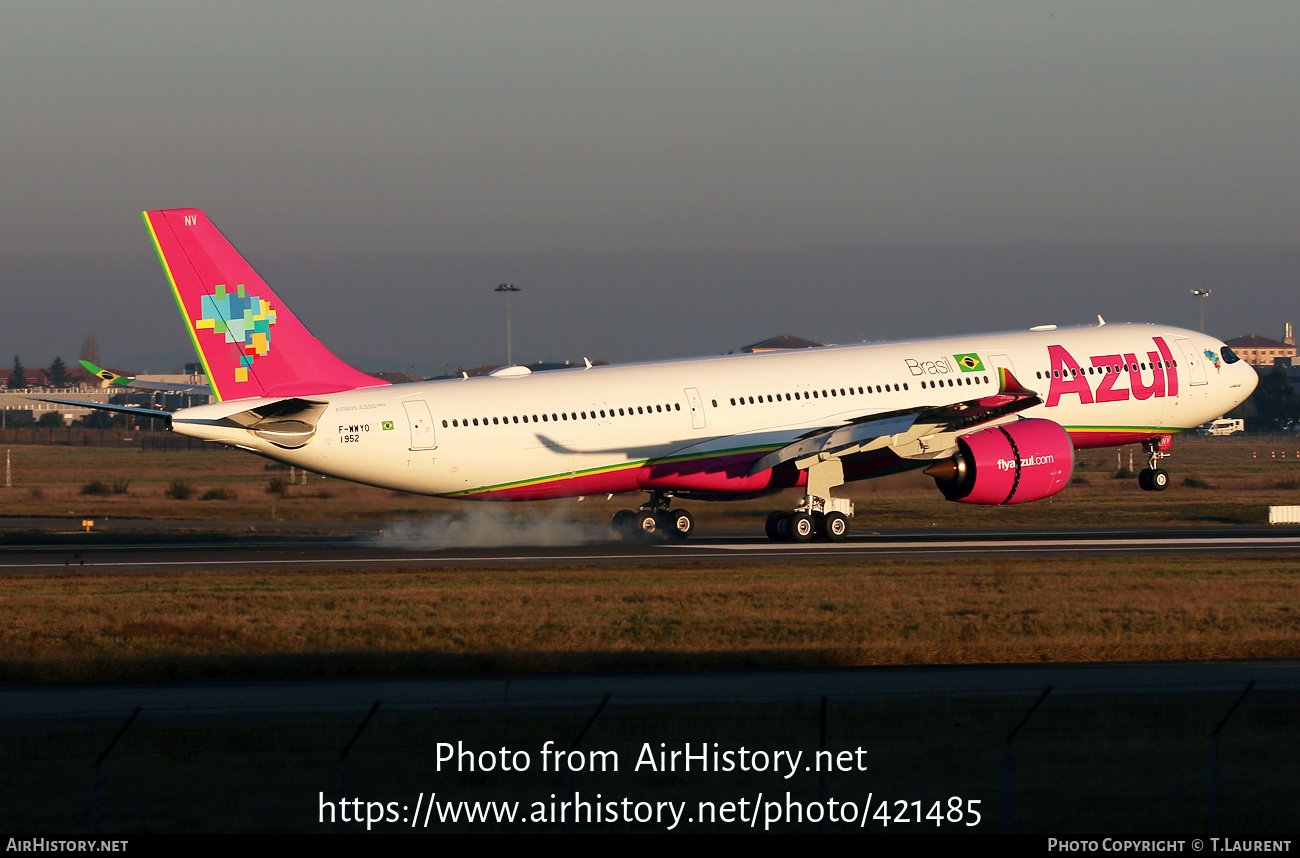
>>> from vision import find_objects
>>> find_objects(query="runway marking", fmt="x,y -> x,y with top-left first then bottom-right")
3,533 -> 1300,572
685,536 -> 1300,552
0,554 -> 631,570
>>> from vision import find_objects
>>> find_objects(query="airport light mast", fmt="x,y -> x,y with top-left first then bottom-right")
496,283 -> 522,366
1191,289 -> 1211,333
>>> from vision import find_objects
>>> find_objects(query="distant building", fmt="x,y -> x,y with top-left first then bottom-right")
734,335 -> 825,354
459,359 -> 608,378
368,371 -> 427,385
135,372 -> 208,386
1226,324 -> 1296,367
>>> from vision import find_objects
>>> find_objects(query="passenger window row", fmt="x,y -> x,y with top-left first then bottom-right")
919,375 -> 991,389
1036,359 -> 1177,381
726,383 -> 914,407
725,373 -> 997,405
443,402 -> 682,429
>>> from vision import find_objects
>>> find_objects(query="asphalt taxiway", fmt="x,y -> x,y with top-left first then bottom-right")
3,524 -> 1300,574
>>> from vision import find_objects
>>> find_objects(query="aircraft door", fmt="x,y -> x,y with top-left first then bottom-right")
402,400 -> 437,450
984,353 -> 1018,377
1174,337 -> 1208,386
684,387 -> 706,429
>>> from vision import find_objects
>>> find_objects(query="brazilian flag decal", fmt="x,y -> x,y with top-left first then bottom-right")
953,353 -> 984,372
381,421 -> 395,431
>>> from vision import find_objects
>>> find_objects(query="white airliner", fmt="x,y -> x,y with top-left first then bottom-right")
39,210 -> 1258,542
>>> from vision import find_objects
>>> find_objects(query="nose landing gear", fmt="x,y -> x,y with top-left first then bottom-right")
1138,467 -> 1170,491
1137,435 -> 1173,492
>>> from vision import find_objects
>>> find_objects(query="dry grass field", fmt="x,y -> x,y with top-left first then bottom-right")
0,432 -> 1299,530
3,437 -> 1297,834
1,433 -> 1298,681
2,556 -> 1297,681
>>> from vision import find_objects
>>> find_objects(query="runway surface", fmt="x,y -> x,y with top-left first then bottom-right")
3,524 -> 1300,573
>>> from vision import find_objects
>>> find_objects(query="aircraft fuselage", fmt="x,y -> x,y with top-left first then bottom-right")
170,322 -> 1255,501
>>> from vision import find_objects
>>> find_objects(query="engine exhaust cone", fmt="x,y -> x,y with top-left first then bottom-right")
924,459 -> 961,482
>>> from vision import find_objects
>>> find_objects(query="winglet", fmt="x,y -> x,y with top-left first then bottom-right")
996,367 -> 1034,397
79,360 -> 132,386
142,209 -> 389,402
962,367 -> 1040,413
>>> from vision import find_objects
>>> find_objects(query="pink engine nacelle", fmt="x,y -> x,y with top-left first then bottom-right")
932,418 -> 1075,505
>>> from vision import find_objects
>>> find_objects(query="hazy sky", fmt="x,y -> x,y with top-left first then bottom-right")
2,1 -> 1298,375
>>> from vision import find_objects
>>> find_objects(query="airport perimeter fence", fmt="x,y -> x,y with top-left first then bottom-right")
0,427 -> 230,450
2,677 -> 1297,835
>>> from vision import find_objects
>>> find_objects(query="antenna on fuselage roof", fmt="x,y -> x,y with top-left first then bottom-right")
1097,315 -> 1107,326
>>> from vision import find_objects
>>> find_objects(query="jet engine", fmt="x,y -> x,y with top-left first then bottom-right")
924,418 -> 1075,505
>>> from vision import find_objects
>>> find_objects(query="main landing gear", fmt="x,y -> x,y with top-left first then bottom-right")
766,456 -> 853,543
612,456 -> 856,543
765,502 -> 852,543
611,492 -> 694,540
1137,435 -> 1173,492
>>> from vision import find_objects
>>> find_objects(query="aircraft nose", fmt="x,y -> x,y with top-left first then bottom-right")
1231,362 -> 1260,408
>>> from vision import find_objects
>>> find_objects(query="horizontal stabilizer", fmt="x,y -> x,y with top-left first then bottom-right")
28,397 -> 173,421
171,396 -> 329,449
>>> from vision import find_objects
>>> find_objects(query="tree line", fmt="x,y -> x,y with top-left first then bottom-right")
6,355 -> 80,390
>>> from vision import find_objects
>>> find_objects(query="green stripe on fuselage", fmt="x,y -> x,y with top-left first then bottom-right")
443,441 -> 784,497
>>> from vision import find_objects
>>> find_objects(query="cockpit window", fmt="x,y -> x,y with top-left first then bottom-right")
1221,347 -> 1241,365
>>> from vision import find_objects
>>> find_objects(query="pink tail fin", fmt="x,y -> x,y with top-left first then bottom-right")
143,209 -> 388,401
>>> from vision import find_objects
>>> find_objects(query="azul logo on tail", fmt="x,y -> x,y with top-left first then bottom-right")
1045,336 -> 1180,407
143,208 -> 386,401
196,284 -> 278,384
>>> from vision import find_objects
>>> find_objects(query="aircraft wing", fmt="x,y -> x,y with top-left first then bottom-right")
27,397 -> 173,421
80,360 -> 211,394
748,368 -> 1041,475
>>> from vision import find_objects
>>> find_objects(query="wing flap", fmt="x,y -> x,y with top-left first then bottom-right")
747,369 -> 1043,475
747,412 -> 921,475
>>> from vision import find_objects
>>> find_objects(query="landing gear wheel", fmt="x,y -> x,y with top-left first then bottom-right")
1138,469 -> 1154,492
822,512 -> 849,542
612,509 -> 636,535
766,511 -> 792,541
1151,468 -> 1170,492
632,512 -> 659,538
663,508 -> 694,540
765,511 -> 788,541
789,512 -> 816,543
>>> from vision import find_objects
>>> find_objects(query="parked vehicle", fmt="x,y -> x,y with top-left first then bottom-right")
1199,418 -> 1245,436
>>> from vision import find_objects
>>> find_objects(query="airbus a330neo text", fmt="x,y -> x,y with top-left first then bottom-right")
40,209 -> 1257,542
